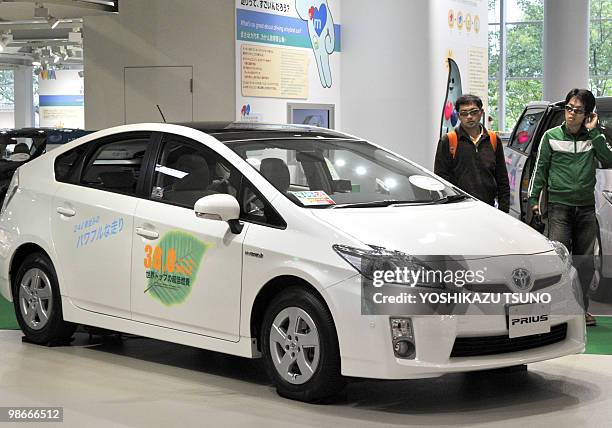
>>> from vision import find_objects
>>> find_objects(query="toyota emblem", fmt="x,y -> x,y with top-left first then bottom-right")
511,268 -> 533,291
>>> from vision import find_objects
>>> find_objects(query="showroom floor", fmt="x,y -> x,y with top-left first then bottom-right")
1,329 -> 612,427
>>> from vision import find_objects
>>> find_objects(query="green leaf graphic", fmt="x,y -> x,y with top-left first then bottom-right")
146,230 -> 210,306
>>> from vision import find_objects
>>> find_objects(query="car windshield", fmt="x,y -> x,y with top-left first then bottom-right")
0,137 -> 37,162
228,139 -> 464,208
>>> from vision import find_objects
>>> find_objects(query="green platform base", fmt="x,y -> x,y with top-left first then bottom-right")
0,296 -> 19,330
585,316 -> 612,355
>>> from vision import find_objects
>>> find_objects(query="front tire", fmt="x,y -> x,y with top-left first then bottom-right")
261,287 -> 345,403
13,253 -> 76,345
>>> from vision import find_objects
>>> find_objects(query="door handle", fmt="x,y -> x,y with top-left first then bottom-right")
136,227 -> 159,240
56,207 -> 76,217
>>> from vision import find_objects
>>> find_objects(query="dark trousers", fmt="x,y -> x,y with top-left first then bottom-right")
548,203 -> 596,311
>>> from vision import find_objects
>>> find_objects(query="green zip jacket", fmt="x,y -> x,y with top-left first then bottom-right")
528,123 -> 612,207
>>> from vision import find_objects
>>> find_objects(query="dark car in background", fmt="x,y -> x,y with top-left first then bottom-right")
503,97 -> 612,301
0,128 -> 92,202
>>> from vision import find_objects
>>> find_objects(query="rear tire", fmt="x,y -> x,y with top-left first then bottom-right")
261,287 -> 345,403
13,253 -> 76,345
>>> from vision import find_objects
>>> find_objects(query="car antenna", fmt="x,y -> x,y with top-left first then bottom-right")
156,105 -> 167,123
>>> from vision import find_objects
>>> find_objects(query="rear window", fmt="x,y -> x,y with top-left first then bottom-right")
509,109 -> 545,153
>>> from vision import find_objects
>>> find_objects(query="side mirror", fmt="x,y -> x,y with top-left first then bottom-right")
194,194 -> 243,234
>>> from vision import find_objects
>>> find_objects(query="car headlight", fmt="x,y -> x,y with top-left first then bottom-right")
550,240 -> 572,273
1,170 -> 19,215
332,244 -> 444,289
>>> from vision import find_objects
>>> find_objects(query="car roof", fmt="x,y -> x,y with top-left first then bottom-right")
525,96 -> 612,110
0,128 -> 92,138
550,96 -> 612,109
175,121 -> 358,142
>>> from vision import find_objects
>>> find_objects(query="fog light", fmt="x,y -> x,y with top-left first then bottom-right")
394,339 -> 415,358
390,318 -> 416,359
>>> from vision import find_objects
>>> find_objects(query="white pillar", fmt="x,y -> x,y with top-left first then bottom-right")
498,0 -> 507,131
543,0 -> 590,102
14,66 -> 34,128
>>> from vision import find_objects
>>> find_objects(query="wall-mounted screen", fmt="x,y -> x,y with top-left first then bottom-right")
287,103 -> 335,129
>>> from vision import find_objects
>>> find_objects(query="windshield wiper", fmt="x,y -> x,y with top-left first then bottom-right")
433,194 -> 471,204
332,200 -> 434,209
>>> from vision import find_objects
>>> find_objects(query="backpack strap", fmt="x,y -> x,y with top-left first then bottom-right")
448,130 -> 496,159
447,131 -> 458,160
488,130 -> 497,152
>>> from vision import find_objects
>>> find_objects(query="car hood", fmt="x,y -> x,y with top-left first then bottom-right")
310,200 -> 553,258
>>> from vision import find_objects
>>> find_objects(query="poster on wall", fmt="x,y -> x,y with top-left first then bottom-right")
38,70 -> 85,129
236,0 -> 341,126
435,0 -> 488,138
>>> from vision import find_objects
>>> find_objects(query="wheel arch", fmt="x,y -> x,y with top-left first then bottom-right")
249,275 -> 337,352
9,243 -> 52,299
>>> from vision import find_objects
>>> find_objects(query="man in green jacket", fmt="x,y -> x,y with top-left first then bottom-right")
529,88 -> 612,326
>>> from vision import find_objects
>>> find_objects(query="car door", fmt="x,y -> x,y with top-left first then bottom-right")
51,132 -> 153,318
130,133 -> 247,341
503,106 -> 547,219
595,108 -> 612,279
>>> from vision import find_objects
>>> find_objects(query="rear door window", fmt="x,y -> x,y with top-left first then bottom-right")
78,133 -> 151,196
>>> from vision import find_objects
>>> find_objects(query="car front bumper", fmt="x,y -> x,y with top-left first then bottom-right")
325,275 -> 586,380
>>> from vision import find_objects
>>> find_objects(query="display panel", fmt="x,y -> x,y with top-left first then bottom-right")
287,103 -> 335,129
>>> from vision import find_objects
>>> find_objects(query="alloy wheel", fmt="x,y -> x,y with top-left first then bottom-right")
18,268 -> 53,331
269,307 -> 320,385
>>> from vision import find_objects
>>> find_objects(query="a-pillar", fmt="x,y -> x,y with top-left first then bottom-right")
13,66 -> 34,128
543,0 -> 590,102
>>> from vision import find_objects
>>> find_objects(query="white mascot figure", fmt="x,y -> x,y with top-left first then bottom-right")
296,0 -> 335,88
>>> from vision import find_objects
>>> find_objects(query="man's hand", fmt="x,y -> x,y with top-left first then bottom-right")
585,112 -> 599,130
532,204 -> 541,217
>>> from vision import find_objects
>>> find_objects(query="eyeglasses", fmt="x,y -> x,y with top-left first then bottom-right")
458,109 -> 482,118
565,105 -> 586,115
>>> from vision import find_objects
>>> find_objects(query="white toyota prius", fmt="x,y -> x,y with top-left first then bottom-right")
0,122 -> 585,402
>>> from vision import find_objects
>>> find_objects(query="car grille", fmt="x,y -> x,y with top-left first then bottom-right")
462,274 -> 562,293
450,323 -> 568,358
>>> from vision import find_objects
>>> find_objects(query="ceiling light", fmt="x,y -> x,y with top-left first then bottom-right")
79,1 -> 117,7
48,17 -> 60,29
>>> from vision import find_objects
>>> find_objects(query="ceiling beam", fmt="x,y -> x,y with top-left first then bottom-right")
10,39 -> 83,48
0,20 -> 83,30
0,54 -> 34,66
